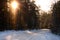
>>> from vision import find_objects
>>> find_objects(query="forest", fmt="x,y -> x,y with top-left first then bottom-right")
0,0 -> 60,35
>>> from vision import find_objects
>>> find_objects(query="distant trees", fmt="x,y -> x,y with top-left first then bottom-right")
51,1 -> 60,35
40,12 -> 52,29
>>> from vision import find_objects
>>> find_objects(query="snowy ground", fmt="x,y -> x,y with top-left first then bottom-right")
0,29 -> 60,40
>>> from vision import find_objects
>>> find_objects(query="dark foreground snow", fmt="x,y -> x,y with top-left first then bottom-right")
0,29 -> 60,40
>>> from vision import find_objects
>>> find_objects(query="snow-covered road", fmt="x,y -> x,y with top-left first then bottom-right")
0,29 -> 60,40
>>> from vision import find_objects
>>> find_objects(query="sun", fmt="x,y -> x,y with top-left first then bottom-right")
34,0 -> 52,12
10,1 -> 19,10
10,0 -> 19,15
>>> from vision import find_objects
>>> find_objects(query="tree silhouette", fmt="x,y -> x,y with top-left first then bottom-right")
26,1 -> 40,29
16,1 -> 40,30
51,1 -> 60,35
0,0 -> 9,31
0,0 -> 14,31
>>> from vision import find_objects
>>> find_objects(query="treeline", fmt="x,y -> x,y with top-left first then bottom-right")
40,12 -> 52,29
0,0 -> 40,31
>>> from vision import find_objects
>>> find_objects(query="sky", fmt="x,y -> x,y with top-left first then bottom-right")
34,0 -> 59,13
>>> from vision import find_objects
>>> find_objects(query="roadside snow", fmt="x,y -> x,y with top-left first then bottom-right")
0,29 -> 60,40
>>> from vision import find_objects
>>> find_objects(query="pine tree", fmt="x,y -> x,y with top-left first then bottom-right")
16,1 -> 40,30
51,1 -> 60,35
